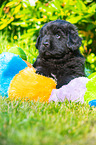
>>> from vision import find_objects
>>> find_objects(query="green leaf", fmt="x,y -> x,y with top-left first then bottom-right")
66,15 -> 82,24
88,4 -> 96,13
11,22 -> 28,27
0,17 -> 14,30
13,4 -> 21,15
76,0 -> 87,11
6,1 -> 17,7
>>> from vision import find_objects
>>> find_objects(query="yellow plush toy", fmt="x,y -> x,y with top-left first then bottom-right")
8,67 -> 56,102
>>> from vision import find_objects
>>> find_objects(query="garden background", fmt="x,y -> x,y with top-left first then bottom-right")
0,0 -> 96,74
0,0 -> 96,145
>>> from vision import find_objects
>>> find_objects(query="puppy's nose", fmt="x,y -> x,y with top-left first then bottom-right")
43,41 -> 49,47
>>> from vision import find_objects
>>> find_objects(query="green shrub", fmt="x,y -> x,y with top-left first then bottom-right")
0,0 -> 96,71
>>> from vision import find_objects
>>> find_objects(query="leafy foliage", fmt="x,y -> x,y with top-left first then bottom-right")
0,0 -> 96,71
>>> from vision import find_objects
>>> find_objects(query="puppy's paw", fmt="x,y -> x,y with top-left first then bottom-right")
35,67 -> 45,76
36,70 -> 44,76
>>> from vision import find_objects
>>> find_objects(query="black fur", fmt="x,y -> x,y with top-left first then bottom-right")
33,20 -> 85,88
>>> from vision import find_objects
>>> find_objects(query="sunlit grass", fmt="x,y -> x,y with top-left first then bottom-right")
0,97 -> 96,145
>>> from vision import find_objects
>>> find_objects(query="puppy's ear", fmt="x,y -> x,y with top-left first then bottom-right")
67,27 -> 82,51
35,36 -> 40,49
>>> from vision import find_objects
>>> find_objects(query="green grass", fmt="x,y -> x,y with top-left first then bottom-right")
0,97 -> 96,145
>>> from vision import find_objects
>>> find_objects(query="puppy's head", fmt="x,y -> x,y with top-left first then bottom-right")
36,20 -> 82,59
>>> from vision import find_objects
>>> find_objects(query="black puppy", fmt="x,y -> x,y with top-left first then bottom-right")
33,20 -> 85,88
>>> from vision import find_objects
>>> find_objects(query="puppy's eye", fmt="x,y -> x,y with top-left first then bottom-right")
56,34 -> 60,39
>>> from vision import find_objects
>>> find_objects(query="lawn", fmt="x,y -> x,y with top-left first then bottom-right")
0,96 -> 96,145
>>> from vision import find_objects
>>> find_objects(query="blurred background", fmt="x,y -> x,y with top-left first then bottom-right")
0,0 -> 96,76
